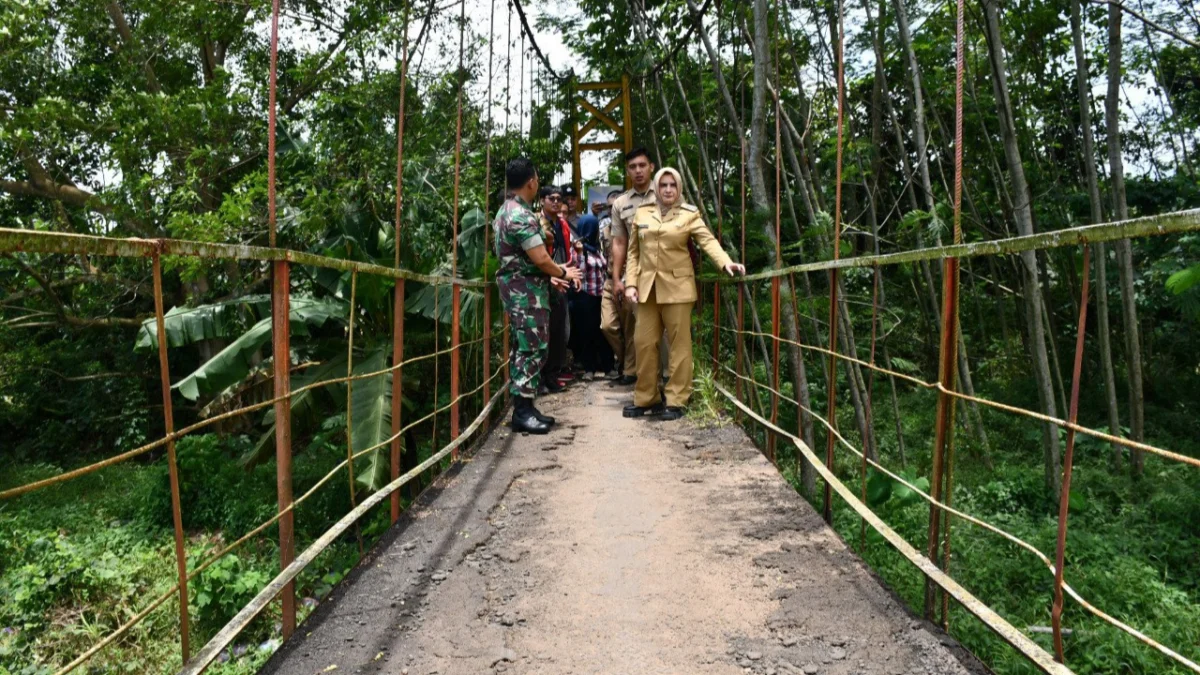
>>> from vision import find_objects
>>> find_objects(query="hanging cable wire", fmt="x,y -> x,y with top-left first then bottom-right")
505,0 -> 513,134
518,32 -> 525,134
511,0 -> 567,81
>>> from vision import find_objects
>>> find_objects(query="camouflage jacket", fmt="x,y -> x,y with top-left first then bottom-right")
493,195 -> 545,282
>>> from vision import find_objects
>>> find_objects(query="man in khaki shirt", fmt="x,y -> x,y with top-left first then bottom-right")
601,147 -> 658,385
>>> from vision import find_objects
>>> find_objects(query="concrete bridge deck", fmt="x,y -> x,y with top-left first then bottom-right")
260,382 -> 985,675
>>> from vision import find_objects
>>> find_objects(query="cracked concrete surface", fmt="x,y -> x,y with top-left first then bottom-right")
259,382 -> 986,675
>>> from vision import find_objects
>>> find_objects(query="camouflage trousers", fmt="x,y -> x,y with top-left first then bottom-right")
498,275 -> 551,398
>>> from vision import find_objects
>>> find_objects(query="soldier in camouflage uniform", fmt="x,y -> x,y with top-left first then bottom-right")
494,158 -> 581,434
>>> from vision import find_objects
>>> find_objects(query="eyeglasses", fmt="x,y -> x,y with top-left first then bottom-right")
545,196 -> 561,202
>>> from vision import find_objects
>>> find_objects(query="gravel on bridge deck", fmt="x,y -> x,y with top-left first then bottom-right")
259,382 -> 988,675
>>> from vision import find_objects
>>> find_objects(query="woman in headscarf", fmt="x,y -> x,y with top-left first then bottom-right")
622,167 -> 745,420
567,214 -> 614,379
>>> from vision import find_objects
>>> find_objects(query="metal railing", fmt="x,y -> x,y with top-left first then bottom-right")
705,208 -> 1200,674
0,227 -> 508,674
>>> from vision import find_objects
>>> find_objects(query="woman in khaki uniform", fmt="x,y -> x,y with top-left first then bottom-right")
622,167 -> 745,420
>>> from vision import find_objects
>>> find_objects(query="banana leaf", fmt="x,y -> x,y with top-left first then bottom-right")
172,297 -> 348,401
348,348 -> 393,492
134,295 -> 271,350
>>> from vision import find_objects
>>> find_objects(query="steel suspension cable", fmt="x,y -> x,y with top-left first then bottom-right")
504,0 -> 512,134
483,0 -> 496,405
926,0 -> 968,623
518,30 -> 525,133
769,0 -> 783,466
264,0 -> 296,638
450,0 -> 465,447
391,0 -> 410,524
511,0 -> 565,81
267,0 -> 280,247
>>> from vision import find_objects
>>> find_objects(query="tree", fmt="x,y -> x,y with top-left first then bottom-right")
981,0 -> 1062,502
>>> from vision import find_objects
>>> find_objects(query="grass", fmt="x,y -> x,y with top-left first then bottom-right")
685,365 -> 727,427
0,434 -> 398,675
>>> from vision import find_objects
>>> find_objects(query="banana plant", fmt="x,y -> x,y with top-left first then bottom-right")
136,295 -> 349,401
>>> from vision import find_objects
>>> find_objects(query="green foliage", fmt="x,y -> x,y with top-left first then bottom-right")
685,365 -> 726,427
348,349 -> 393,492
166,297 -> 348,401
1165,264 -> 1200,295
864,467 -> 929,508
191,554 -> 271,638
134,296 -> 271,351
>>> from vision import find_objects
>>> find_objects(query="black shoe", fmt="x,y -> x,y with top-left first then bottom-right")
659,406 -> 685,421
542,378 -> 565,394
611,375 -> 636,386
530,401 -> 556,426
623,402 -> 665,418
511,397 -> 551,434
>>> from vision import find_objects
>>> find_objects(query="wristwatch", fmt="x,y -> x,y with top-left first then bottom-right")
558,266 -> 567,278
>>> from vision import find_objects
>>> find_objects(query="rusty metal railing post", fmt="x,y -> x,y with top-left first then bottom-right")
482,0 -> 495,409
448,0 -> 465,453
271,259 -> 295,638
712,275 -> 721,368
767,6 -> 784,467
151,251 -> 191,662
1052,245 -> 1091,662
482,273 -> 492,407
926,258 -> 960,622
503,313 -> 511,393
769,276 -> 781,464
345,272 -> 363,555
927,0 -> 967,623
391,275 -> 406,524
450,284 -> 461,447
390,0 -> 409,525
265,0 -> 294,638
735,131 -> 747,418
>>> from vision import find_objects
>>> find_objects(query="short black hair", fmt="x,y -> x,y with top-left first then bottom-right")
624,147 -> 651,164
538,185 -> 562,200
506,157 -> 537,190
607,189 -> 623,198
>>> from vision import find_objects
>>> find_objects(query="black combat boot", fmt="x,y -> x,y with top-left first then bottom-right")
511,397 -> 551,434
529,399 -> 556,426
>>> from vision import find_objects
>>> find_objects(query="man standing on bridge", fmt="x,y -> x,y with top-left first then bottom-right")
494,158 -> 581,434
603,148 -> 658,386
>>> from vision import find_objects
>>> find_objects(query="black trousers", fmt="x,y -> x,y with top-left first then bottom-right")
568,292 -> 613,373
541,288 -> 569,382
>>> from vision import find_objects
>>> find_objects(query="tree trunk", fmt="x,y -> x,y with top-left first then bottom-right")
982,0 -> 1062,503
877,2 -> 991,455
892,0 -> 937,211
667,61 -> 721,214
1106,4 -> 1146,476
685,0 -> 768,207
748,0 -> 771,210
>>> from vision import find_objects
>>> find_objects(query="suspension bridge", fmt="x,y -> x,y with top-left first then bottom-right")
2,0 -> 1200,673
